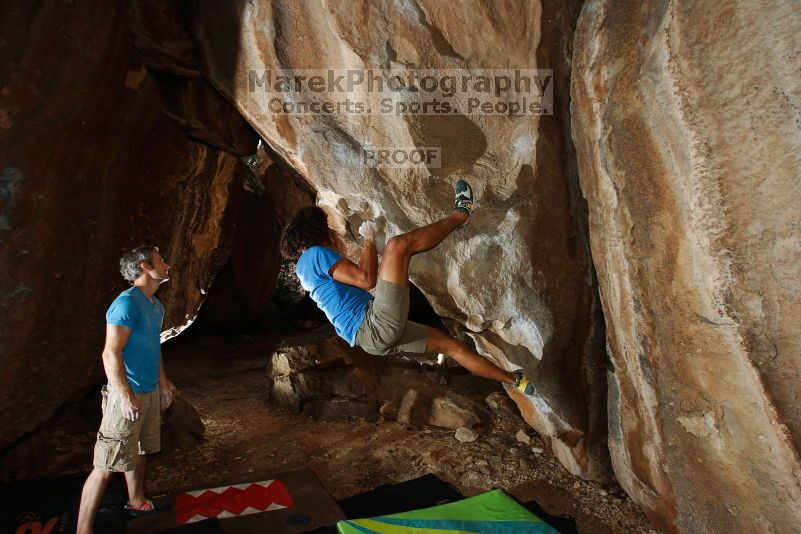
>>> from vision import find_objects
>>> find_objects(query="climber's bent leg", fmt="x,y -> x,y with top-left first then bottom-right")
378,179 -> 474,286
378,212 -> 467,286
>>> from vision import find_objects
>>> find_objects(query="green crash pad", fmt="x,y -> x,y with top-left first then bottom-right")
337,489 -> 559,533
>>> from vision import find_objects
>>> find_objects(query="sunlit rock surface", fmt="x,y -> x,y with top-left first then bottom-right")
153,0 -> 610,479
571,1 -> 801,531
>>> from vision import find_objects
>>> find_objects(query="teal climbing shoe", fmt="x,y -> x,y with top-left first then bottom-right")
454,179 -> 474,227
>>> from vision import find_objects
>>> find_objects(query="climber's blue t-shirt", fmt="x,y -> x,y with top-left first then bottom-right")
105,286 -> 164,393
296,246 -> 372,346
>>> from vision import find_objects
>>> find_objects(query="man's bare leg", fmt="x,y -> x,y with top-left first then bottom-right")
124,454 -> 147,507
378,211 -> 467,286
374,180 -> 525,389
379,179 -> 473,285
426,327 -> 516,383
77,468 -> 114,534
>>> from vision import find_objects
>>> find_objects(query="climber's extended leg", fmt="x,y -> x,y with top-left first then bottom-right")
425,327 -> 516,384
378,180 -> 474,286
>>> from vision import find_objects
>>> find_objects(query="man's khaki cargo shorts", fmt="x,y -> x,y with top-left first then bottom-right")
93,385 -> 161,472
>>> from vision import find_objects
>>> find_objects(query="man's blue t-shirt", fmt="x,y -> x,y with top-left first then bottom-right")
105,286 -> 164,393
296,246 -> 372,346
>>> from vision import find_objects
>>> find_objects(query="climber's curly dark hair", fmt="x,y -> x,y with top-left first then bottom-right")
281,206 -> 331,260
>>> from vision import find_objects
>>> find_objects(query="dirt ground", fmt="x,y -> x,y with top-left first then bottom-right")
10,331 -> 654,533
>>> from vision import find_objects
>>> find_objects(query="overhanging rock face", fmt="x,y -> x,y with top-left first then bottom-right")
571,1 -> 801,531
171,0 -> 610,480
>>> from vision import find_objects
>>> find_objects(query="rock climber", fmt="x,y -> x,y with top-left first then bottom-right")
77,246 -> 177,533
281,179 -> 534,394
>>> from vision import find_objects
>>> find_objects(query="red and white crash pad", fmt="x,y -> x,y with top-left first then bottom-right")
175,479 -> 294,524
128,470 -> 344,533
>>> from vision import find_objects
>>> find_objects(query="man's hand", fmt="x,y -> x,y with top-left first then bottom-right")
120,389 -> 141,421
160,380 -> 177,411
358,220 -> 378,241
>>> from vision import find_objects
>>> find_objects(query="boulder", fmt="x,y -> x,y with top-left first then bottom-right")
161,394 -> 206,452
268,335 -> 490,429
571,1 -> 801,531
302,398 -> 380,423
484,391 -> 520,419
167,0 -> 609,479
271,366 -> 367,413
380,384 -> 488,430
454,427 -> 479,444
268,335 -> 361,378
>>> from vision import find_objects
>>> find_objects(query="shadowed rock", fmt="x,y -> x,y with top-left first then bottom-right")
268,334 -> 492,430
0,1 -> 253,450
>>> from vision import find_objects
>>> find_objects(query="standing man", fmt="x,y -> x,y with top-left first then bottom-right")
77,246 -> 177,533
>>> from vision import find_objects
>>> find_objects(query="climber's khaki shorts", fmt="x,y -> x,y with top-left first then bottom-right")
93,385 -> 161,472
355,278 -> 429,356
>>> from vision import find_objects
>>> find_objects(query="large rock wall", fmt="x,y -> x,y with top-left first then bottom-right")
0,1 -> 249,449
169,0 -> 610,479
571,0 -> 801,531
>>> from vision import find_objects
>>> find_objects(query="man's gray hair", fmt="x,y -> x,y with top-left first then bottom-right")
119,245 -> 159,284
